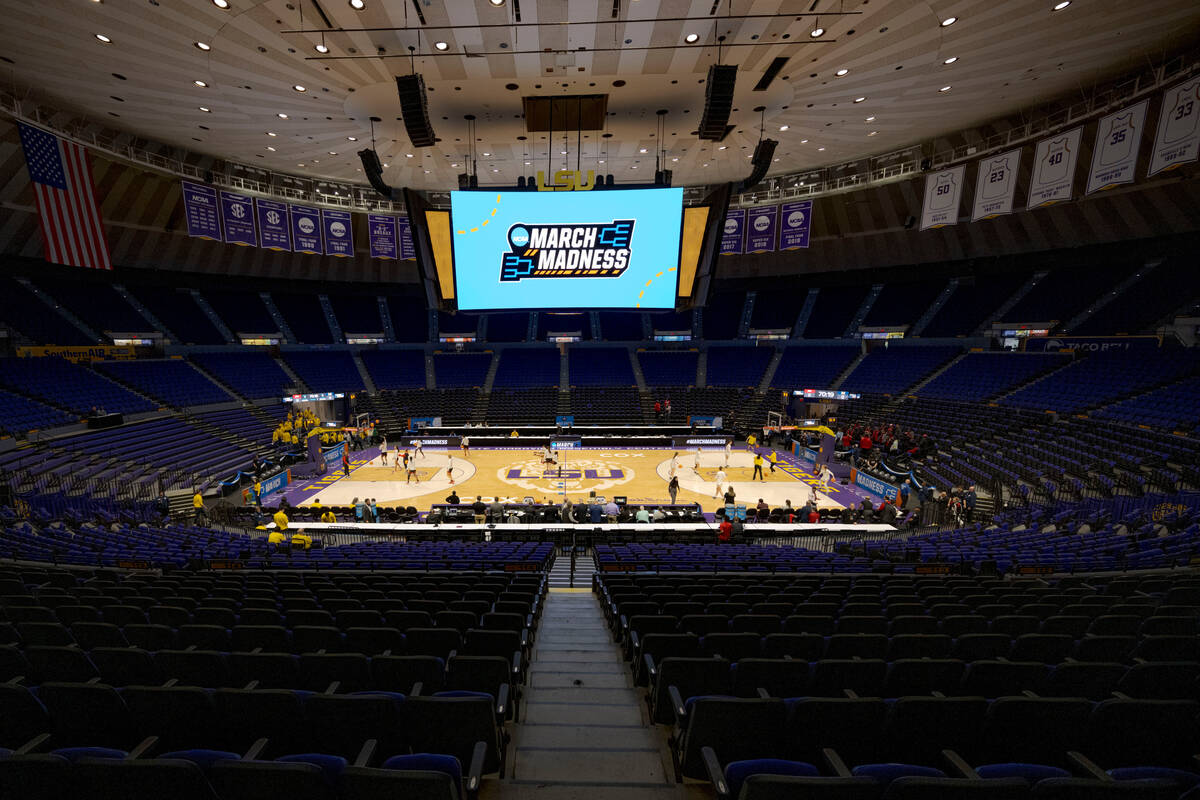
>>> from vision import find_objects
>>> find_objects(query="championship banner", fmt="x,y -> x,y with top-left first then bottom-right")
321,208 -> 354,257
745,204 -> 778,252
219,190 -> 257,247
720,209 -> 745,254
397,217 -> 416,260
256,198 -> 291,251
779,200 -> 813,249
971,148 -> 1021,221
1086,100 -> 1148,193
368,214 -> 397,260
289,204 -> 323,255
181,181 -> 221,240
1027,126 -> 1082,209
919,165 -> 965,230
1148,77 -> 1200,176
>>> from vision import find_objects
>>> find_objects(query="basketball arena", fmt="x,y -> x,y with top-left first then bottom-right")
2,1 -> 1200,798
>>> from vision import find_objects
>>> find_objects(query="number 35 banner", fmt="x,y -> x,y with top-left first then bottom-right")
1086,100 -> 1148,194
1148,78 -> 1200,176
919,165 -> 965,230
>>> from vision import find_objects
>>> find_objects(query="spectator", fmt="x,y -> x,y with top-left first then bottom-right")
651,507 -> 667,522
589,498 -> 604,523
635,507 -> 651,523
155,492 -> 170,521
559,497 -> 574,524
192,489 -> 205,525
604,499 -> 619,522
272,506 -> 288,532
354,497 -> 365,523
965,485 -> 978,522
472,496 -> 487,523
446,490 -> 461,505
489,497 -> 505,523
723,487 -> 736,505
717,518 -> 733,543
756,498 -> 769,514
730,516 -> 745,538
807,508 -> 820,524
368,498 -> 378,522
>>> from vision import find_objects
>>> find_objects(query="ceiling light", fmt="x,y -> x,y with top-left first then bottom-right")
817,147 -> 825,151
940,16 -> 957,26
347,136 -> 357,141
779,125 -> 789,131
348,0 -> 365,9
293,84 -> 306,92
481,152 -> 490,156
718,145 -> 727,151
835,68 -> 849,76
95,34 -> 112,43
424,170 -> 430,174
434,41 -> 449,51
943,56 -> 958,64
277,113 -> 289,119
488,0 -> 505,6
198,106 -> 211,112
1053,0 -> 1070,9
810,27 -> 825,38
865,116 -> 875,122
328,151 -> 337,155
853,96 -> 866,103
194,41 -> 211,51
560,150 -> 567,155
266,146 -> 276,151
631,165 -> 638,169
639,148 -> 647,153
405,153 -> 414,158
298,163 -> 305,167
939,85 -> 952,92
267,131 -> 277,136
451,163 -> 459,167
212,0 -> 230,7
314,43 -> 329,54
800,139 -> 808,144
524,161 -> 530,165
194,80 -> 208,87
671,157 -> 678,162
868,131 -> 878,136
598,160 -> 605,164
685,33 -> 699,43
492,168 -> 499,172
382,163 -> 388,167
703,163 -> 709,167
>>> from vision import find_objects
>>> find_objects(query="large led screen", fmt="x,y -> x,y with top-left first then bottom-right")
450,187 -> 684,310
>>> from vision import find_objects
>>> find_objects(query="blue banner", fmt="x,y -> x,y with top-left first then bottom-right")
259,469 -> 290,499
322,208 -> 354,257
290,204 -> 323,255
779,201 -> 812,250
720,209 -> 745,254
181,182 -> 221,240
256,198 -> 291,251
220,190 -> 257,247
1024,335 -> 1161,353
746,204 -> 778,253
368,214 -> 397,259
397,217 -> 416,260
851,467 -> 899,502
322,441 -> 346,469
792,443 -> 819,465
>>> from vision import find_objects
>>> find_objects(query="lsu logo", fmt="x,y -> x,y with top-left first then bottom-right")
500,459 -> 633,494
501,220 -> 635,282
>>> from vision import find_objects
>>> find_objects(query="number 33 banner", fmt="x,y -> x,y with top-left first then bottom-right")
1087,100 -> 1148,194
1148,78 -> 1200,176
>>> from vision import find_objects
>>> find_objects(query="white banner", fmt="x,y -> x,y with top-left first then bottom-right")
1148,78 -> 1200,176
919,165 -> 966,230
1027,126 -> 1082,209
1086,100 -> 1148,193
971,147 -> 1021,221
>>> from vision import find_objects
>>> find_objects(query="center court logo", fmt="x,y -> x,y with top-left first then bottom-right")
500,458 -> 633,494
501,220 -> 635,282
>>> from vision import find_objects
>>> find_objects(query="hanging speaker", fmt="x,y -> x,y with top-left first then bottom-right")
698,63 -> 738,141
358,148 -> 393,200
733,138 -> 777,194
457,173 -> 471,190
395,73 -> 437,148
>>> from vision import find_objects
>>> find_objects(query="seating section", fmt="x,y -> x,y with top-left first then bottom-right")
1072,254 -> 1200,335
1003,349 -> 1200,414
1095,375 -> 1200,433
569,387 -> 641,422
638,350 -> 698,386
841,346 -> 961,396
861,279 -> 946,328
0,358 -> 156,415
195,407 -> 278,448
272,293 -> 333,344
492,349 -> 559,387
94,360 -> 232,408
484,313 -> 528,343
597,312 -> 644,340
433,352 -> 492,388
706,346 -> 774,387
568,348 -> 634,386
126,285 -> 225,345
804,285 -> 870,338
385,296 -> 428,343
919,353 -> 1069,401
770,345 -> 860,389
922,273 -> 1029,338
282,352 -> 365,393
0,389 -> 76,435
486,388 -> 558,423
1004,261 -> 1132,326
749,292 -> 798,331
357,389 -> 481,427
203,291 -> 276,335
0,276 -> 93,345
537,313 -> 589,340
35,278 -> 151,335
359,350 -> 425,390
329,293 -> 383,336
188,352 -> 293,399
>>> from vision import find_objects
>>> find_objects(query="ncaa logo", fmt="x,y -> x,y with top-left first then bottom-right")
753,215 -> 770,232
723,219 -> 739,234
787,210 -> 806,228
330,222 -> 347,238
509,226 -> 530,248
266,210 -> 281,225
231,204 -> 246,219
298,216 -> 316,234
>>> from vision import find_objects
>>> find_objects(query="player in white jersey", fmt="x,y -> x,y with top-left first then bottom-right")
723,441 -> 732,468
713,468 -> 727,499
412,439 -> 424,460
693,447 -> 702,473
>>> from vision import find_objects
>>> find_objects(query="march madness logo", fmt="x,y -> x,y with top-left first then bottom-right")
500,458 -> 633,494
500,220 -> 635,281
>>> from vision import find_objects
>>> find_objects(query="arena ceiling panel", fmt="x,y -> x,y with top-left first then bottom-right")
0,0 -> 1197,190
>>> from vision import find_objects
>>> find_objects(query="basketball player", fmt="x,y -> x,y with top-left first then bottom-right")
818,463 -> 835,494
693,447 -> 702,473
378,437 -> 388,466
752,452 -> 765,481
412,439 -> 424,460
768,450 -> 779,473
714,467 -> 727,499
401,450 -> 410,470
724,441 -> 732,468
447,461 -> 455,486
406,462 -> 419,484
460,436 -> 470,457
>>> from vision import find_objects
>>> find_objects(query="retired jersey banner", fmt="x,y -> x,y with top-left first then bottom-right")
397,217 -> 416,260
1027,126 -> 1082,209
289,204 -> 323,255
1087,100 -> 1148,193
720,209 -> 745,254
971,148 -> 1021,221
181,182 -> 221,240
368,214 -> 397,260
256,198 -> 291,251
1148,77 -> 1200,176
779,201 -> 813,249
321,208 -> 354,257
219,190 -> 257,247
919,165 -> 965,230
745,204 -> 778,252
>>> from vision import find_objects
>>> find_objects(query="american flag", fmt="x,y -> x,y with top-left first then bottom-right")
18,123 -> 112,270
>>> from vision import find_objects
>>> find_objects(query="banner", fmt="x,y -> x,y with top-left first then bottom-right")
1024,335 -> 1162,353
256,198 -> 291,251
1148,77 -> 1200,176
219,190 -> 257,247
16,345 -> 136,362
745,204 -> 778,252
368,214 -> 397,259
779,200 -> 813,249
1087,100 -> 1148,193
1027,126 -> 1082,209
920,165 -> 966,229
289,204 -> 323,255
321,441 -> 346,469
321,208 -> 354,257
971,148 -> 1021,221
243,468 -> 290,503
791,442 -> 819,465
398,217 -> 416,260
720,209 -> 745,254
181,181 -> 221,240
850,467 -> 900,502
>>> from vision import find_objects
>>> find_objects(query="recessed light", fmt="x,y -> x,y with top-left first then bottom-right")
809,27 -> 825,38
560,150 -> 567,155
524,161 -> 531,165
943,56 -> 958,64
347,136 -> 357,141
293,84 -> 306,92
685,33 -> 699,43
267,131 -> 277,136
941,16 -> 957,26
488,0 -> 505,6
1053,1 -> 1070,9
800,139 -> 808,143
671,157 -> 679,162
266,146 -> 276,151
424,170 -> 430,174
194,41 -> 211,51
212,0 -> 229,8
277,113 -> 289,119
199,106 -> 211,112
298,163 -> 305,167
639,148 -> 647,153
95,34 -> 112,43
328,151 -> 337,155
817,146 -> 825,151
865,116 -> 875,122
598,160 -> 605,164
315,43 -> 329,54
868,131 -> 878,136
452,163 -> 459,167
631,165 -> 638,169
194,80 -> 208,87
779,125 -> 789,131
939,85 -> 952,92
492,168 -> 499,172
853,96 -> 866,103
434,41 -> 449,51
405,153 -> 414,158
835,68 -> 849,76
718,145 -> 727,150
703,163 -> 709,167
382,163 -> 388,167
348,0 -> 365,9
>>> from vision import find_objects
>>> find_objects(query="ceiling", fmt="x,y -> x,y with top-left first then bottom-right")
2,0 -> 1199,191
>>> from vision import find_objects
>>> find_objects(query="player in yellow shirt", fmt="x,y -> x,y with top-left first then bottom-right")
746,433 -> 757,447
768,451 -> 779,474
752,452 -> 765,481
